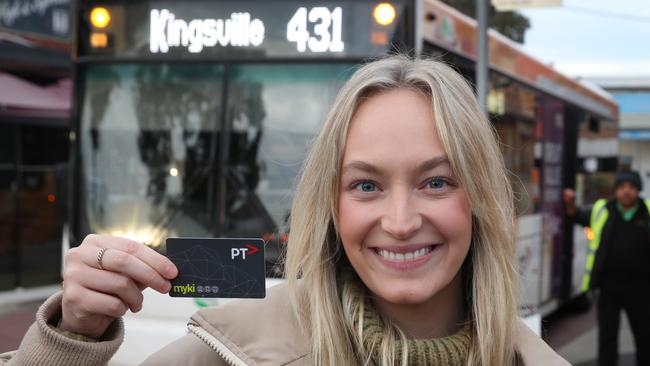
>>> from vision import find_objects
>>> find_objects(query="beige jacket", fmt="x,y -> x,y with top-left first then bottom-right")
1,284 -> 570,366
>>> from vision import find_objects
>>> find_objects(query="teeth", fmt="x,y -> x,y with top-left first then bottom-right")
377,246 -> 433,261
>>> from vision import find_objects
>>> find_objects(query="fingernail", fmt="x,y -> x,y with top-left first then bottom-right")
166,265 -> 178,278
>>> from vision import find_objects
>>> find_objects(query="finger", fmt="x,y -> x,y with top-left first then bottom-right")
75,266 -> 144,312
83,235 -> 178,279
135,281 -> 147,291
84,246 -> 172,293
64,284 -> 129,319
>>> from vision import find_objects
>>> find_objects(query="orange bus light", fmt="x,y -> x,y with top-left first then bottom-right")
90,32 -> 108,48
370,31 -> 388,45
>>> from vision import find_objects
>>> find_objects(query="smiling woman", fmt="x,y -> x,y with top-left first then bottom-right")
285,55 -> 526,366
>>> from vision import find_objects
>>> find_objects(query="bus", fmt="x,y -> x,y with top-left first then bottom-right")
69,0 -> 617,361
416,1 -> 619,315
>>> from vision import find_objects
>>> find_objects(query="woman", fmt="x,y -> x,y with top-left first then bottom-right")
1,56 -> 568,365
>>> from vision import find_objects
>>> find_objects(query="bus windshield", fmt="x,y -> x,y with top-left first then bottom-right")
78,63 -> 353,248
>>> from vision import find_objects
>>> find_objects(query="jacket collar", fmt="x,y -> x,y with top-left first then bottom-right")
191,283 -> 311,365
190,282 -> 569,366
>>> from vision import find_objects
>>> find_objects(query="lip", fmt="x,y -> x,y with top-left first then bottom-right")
370,243 -> 434,253
370,243 -> 441,271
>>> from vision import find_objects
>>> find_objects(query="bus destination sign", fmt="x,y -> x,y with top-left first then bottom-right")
149,9 -> 267,53
79,1 -> 413,60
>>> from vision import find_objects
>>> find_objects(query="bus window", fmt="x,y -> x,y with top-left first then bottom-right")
490,76 -> 540,216
223,64 -> 354,263
495,116 -> 540,216
78,64 -> 224,248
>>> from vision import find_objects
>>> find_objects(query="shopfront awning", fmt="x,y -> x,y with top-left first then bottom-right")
0,72 -> 70,120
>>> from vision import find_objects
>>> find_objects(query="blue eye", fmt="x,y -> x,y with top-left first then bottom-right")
428,178 -> 447,189
355,181 -> 377,192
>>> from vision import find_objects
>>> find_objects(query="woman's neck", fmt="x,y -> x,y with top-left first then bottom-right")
371,273 -> 465,339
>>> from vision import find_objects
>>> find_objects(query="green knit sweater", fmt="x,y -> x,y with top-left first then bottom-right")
360,301 -> 471,365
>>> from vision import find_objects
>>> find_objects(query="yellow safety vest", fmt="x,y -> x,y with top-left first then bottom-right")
582,198 -> 650,291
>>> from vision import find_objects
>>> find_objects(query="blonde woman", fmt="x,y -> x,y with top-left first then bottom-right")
1,56 -> 568,365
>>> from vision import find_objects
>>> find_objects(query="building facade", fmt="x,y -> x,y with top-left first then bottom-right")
0,0 -> 71,299
590,77 -> 650,198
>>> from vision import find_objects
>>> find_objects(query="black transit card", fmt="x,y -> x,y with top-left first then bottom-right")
166,238 -> 266,298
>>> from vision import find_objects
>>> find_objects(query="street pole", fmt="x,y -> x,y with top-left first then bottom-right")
476,0 -> 488,114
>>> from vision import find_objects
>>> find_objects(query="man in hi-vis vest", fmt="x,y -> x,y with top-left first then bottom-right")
564,170 -> 650,366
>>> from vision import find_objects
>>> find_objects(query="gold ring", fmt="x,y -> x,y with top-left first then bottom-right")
97,247 -> 108,270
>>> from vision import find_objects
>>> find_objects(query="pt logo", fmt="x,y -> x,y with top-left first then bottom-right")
231,244 -> 260,259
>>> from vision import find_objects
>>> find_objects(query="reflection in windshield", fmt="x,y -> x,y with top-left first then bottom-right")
224,64 -> 355,261
79,62 -> 355,257
80,64 -> 224,246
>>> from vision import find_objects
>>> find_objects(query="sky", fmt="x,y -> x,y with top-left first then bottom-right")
517,0 -> 650,78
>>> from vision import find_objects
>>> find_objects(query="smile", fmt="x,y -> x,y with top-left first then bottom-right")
376,246 -> 433,261
370,244 -> 442,271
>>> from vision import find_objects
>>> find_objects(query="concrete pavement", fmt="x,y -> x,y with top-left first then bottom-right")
0,300 -> 40,353
545,301 -> 639,366
557,314 -> 637,366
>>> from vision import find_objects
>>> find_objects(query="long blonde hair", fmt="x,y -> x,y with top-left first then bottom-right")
284,55 -> 518,365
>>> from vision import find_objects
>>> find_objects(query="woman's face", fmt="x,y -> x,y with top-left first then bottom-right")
338,88 -> 472,307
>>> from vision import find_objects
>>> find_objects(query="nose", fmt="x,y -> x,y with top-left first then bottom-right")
380,189 -> 422,239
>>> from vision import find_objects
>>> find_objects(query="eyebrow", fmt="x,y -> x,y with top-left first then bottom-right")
341,156 -> 450,176
416,156 -> 451,173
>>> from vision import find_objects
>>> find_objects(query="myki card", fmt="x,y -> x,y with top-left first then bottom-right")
166,238 -> 265,298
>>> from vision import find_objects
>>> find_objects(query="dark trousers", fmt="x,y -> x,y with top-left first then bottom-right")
598,284 -> 650,366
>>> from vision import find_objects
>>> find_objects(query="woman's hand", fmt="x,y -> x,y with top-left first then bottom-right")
59,234 -> 178,339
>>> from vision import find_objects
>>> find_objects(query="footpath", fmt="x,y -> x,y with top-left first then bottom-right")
545,302 -> 637,365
